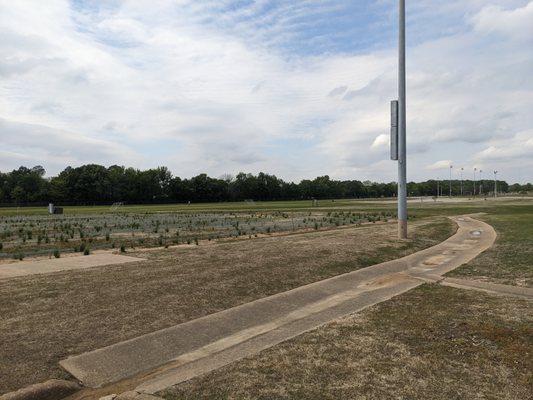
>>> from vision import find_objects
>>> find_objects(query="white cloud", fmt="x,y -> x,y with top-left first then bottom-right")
0,0 -> 531,183
371,134 -> 389,149
471,2 -> 533,41
0,118 -> 140,172
427,160 -> 453,171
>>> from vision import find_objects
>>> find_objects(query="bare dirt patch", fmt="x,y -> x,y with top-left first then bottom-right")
0,253 -> 144,279
0,217 -> 454,394
162,284 -> 532,400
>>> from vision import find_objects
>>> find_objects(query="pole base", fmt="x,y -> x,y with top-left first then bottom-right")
398,219 -> 408,239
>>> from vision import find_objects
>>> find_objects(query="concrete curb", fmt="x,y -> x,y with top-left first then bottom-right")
0,380 -> 80,400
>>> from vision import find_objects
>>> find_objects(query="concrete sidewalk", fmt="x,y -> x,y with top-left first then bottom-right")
60,216 -> 496,394
0,253 -> 145,279
441,277 -> 533,299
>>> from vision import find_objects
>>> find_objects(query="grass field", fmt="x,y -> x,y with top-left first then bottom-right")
0,197 -> 531,395
0,199 -> 383,216
161,284 -> 532,400
0,195 -> 530,216
0,217 -> 454,394
157,198 -> 533,400
1,196 -> 530,260
448,207 -> 533,287
0,209 -> 392,259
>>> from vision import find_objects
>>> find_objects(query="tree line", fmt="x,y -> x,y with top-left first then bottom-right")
0,165 -> 530,206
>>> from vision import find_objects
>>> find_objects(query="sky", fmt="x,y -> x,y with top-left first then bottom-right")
0,0 -> 532,183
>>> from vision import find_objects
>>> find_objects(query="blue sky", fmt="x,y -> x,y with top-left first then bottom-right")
0,0 -> 532,183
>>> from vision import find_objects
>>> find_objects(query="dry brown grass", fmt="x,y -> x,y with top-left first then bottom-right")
162,284 -> 533,400
0,218 -> 454,394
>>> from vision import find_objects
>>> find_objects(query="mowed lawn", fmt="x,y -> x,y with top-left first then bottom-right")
447,204 -> 533,287
161,203 -> 533,400
0,217 -> 454,394
162,284 -> 532,400
0,198 -> 392,216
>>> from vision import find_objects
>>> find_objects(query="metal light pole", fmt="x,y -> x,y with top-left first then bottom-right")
494,170 -> 498,198
397,0 -> 407,238
389,0 -> 407,238
449,165 -> 453,197
479,169 -> 483,196
473,167 -> 477,196
460,167 -> 464,196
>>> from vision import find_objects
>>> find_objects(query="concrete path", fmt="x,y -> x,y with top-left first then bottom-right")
440,277 -> 533,299
0,254 -> 145,279
60,216 -> 496,394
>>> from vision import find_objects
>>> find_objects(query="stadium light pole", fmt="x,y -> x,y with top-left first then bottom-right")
449,164 -> 453,197
479,169 -> 483,196
460,167 -> 464,196
494,170 -> 498,198
397,0 -> 407,238
473,167 -> 477,196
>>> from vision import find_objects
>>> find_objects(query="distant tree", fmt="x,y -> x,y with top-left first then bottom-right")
11,185 -> 25,204
0,164 -> 529,205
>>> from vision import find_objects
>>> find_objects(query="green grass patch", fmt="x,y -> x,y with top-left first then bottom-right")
447,205 -> 533,287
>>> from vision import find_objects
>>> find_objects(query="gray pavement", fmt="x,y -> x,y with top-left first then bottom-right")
441,277 -> 533,299
0,253 -> 145,279
60,216 -> 496,393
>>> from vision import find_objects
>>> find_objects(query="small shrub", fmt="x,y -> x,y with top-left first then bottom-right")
83,247 -> 90,256
53,249 -> 60,258
0,242 -> 3,250
105,232 -> 110,241
120,244 -> 126,253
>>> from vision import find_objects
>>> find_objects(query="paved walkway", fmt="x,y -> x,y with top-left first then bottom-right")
441,277 -> 533,299
60,216 -> 496,394
0,254 -> 145,279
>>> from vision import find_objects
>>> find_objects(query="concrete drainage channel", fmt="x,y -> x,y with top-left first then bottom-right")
5,215 -> 527,400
